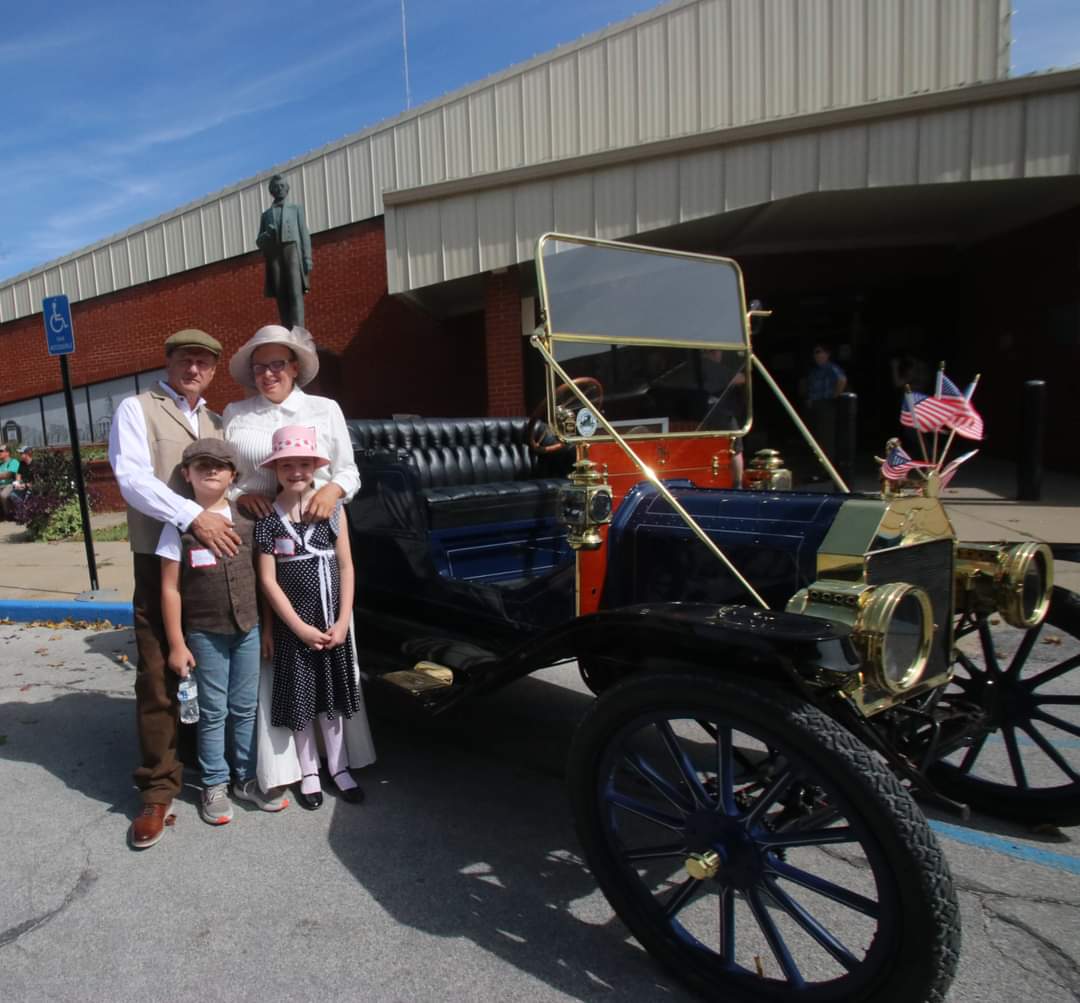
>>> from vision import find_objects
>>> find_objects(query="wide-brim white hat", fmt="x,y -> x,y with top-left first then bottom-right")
229,325 -> 320,389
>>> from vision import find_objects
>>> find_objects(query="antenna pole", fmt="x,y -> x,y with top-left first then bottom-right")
400,0 -> 412,109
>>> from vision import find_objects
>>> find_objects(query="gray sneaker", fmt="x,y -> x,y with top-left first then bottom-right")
200,783 -> 234,825
233,778 -> 289,812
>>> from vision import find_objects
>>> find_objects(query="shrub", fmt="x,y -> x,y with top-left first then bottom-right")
14,449 -> 101,541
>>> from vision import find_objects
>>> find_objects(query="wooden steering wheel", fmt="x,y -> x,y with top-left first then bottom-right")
528,377 -> 605,453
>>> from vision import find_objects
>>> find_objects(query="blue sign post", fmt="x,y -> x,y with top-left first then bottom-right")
40,295 -> 99,593
43,295 -> 76,355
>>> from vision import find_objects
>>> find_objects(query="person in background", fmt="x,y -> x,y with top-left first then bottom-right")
890,354 -> 932,454
802,343 -> 847,474
10,446 -> 33,518
0,443 -> 19,518
700,349 -> 748,487
108,329 -> 241,850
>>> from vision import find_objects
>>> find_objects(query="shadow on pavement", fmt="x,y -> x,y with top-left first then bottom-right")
326,673 -> 693,1001
81,626 -> 137,660
0,690 -> 134,815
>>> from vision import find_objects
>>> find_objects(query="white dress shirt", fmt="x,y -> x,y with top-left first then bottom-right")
222,387 -> 360,501
107,381 -> 205,531
156,503 -> 234,562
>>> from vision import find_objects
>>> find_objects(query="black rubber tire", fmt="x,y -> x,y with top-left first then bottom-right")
568,673 -> 960,1003
929,586 -> 1080,826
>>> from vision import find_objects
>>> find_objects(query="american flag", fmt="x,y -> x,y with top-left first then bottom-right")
882,443 -> 920,480
900,374 -> 984,439
899,388 -> 951,431
939,449 -> 978,489
938,373 -> 984,441
899,392 -> 931,429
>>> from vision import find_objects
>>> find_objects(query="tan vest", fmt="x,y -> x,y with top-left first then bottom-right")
127,388 -> 223,554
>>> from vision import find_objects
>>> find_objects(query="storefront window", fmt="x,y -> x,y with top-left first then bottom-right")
136,368 -> 167,392
41,391 -> 93,446
0,398 -> 45,448
88,376 -> 137,443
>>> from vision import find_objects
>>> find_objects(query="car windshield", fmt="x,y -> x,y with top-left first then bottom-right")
537,236 -> 750,437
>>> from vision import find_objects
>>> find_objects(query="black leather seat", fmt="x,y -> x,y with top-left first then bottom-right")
349,418 -> 567,529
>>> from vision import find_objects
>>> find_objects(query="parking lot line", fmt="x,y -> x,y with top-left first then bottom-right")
930,819 -> 1080,875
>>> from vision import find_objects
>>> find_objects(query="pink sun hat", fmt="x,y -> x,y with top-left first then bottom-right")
259,425 -> 331,469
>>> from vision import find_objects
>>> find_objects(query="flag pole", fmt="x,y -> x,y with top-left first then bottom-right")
905,385 -> 931,462
932,361 -> 944,467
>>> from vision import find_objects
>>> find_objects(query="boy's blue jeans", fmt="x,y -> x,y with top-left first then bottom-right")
186,626 -> 260,787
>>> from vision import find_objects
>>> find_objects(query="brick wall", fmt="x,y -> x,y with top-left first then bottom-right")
484,268 -> 526,416
0,220 -> 486,420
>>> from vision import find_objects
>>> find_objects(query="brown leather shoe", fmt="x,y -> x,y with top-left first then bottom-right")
129,802 -> 173,850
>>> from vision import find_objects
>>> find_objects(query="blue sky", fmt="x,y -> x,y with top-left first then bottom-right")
2,0 -> 1077,283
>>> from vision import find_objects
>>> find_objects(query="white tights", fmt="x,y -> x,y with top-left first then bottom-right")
294,714 -> 357,794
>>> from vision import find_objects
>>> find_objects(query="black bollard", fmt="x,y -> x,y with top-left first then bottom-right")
1017,379 -> 1046,501
834,392 -> 858,487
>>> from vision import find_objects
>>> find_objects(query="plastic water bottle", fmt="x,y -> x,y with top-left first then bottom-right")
178,675 -> 199,723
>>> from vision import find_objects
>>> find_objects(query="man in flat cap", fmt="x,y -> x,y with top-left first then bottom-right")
108,329 -> 242,849
256,174 -> 312,329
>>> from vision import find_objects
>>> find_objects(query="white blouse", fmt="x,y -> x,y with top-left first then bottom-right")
222,387 -> 361,501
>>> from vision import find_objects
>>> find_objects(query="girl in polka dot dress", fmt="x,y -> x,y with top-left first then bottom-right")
254,425 -> 369,810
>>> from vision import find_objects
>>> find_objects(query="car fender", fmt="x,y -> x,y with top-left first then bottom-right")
509,600 -> 857,693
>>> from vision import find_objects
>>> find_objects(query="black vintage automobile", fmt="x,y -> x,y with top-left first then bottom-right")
344,234 -> 1079,1003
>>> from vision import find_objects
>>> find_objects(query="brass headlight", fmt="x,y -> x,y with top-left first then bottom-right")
788,580 -> 933,694
955,542 -> 1053,629
858,583 -> 934,692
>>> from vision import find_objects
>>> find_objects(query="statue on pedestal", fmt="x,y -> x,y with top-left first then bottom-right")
256,174 -> 312,329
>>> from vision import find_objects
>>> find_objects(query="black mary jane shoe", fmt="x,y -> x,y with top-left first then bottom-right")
297,774 -> 323,811
332,770 -> 365,805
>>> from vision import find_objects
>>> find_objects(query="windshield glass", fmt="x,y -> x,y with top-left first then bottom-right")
538,236 -> 750,438
539,237 -> 747,348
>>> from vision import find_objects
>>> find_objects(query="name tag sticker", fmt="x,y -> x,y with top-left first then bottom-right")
274,537 -> 296,556
189,548 -> 217,568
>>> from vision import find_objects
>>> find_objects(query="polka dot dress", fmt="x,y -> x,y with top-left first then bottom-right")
255,507 -> 360,732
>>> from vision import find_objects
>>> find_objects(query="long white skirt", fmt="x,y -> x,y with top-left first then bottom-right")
255,631 -> 376,791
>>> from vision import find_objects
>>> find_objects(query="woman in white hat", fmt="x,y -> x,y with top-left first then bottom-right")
223,325 -> 373,793
224,325 -> 360,521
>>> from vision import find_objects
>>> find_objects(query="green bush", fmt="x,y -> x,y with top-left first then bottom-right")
37,497 -> 86,542
15,449 -> 100,541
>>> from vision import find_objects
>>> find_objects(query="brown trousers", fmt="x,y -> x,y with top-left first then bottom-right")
132,552 -> 182,803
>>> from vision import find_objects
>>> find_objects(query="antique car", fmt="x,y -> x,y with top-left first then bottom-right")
344,234 -> 1079,1002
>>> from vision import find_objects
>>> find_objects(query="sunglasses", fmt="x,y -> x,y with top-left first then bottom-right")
252,359 -> 292,376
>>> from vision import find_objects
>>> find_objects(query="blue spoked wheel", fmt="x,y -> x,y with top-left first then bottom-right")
569,673 -> 960,1003
930,586 -> 1080,826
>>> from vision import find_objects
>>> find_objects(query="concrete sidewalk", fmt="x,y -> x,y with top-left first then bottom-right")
0,512 -> 133,622
0,455 -> 1076,620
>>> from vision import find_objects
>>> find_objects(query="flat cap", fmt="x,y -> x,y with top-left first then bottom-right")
181,437 -> 237,468
165,329 -> 223,356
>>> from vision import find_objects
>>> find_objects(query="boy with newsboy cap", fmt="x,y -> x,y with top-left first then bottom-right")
108,329 -> 244,848
157,438 -> 287,824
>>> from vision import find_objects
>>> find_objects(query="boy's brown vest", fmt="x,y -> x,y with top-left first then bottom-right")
177,512 -> 259,634
126,387 -> 223,555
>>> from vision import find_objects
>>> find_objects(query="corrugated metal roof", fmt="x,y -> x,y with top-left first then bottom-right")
1,0 -> 1013,321
384,72 -> 1080,292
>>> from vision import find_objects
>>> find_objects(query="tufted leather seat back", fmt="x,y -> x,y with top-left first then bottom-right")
349,418 -> 541,490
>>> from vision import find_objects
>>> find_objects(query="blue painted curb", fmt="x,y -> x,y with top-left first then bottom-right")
0,600 -> 133,626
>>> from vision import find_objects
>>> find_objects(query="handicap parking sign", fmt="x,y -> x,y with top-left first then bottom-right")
43,295 -> 75,355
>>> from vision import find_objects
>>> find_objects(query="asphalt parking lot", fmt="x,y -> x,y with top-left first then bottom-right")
1,621 -> 1077,1002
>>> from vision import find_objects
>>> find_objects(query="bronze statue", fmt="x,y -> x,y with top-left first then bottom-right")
256,174 -> 312,329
